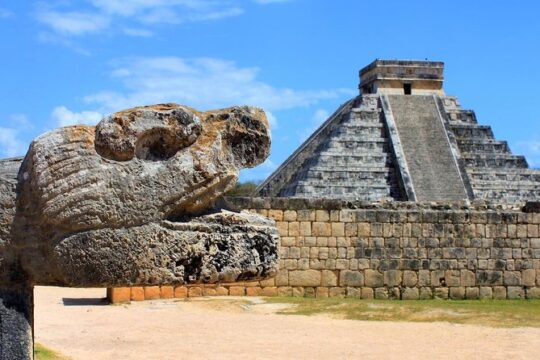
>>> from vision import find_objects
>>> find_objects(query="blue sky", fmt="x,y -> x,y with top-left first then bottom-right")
0,0 -> 539,181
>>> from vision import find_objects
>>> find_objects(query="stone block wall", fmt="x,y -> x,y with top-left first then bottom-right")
109,198 -> 540,302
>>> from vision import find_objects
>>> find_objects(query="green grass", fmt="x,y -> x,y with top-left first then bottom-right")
35,343 -> 70,360
265,297 -> 540,328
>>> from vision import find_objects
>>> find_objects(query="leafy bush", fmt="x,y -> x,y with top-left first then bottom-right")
225,181 -> 261,197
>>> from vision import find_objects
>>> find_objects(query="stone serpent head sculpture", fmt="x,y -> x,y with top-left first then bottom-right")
0,104 -> 279,359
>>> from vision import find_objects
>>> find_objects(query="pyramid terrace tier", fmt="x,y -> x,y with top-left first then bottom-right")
454,139 -> 511,155
257,84 -> 540,203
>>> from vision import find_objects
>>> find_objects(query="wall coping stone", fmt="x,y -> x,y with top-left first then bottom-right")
221,197 -> 529,212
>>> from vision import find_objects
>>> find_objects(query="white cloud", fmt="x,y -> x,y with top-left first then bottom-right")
138,6 -> 243,24
51,106 -> 103,127
0,114 -> 34,158
182,7 -> 244,22
36,1 -> 244,38
83,57 -> 351,115
0,127 -> 26,158
122,27 -> 154,37
49,57 -> 350,156
36,10 -> 110,36
90,0 -> 217,17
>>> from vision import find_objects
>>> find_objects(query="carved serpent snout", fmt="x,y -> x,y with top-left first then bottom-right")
0,103 -> 279,288
0,104 -> 279,360
19,104 -> 271,233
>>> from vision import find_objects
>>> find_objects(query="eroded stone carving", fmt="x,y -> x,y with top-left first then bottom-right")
0,104 -> 278,359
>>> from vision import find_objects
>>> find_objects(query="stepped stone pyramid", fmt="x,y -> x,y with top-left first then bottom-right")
256,60 -> 540,203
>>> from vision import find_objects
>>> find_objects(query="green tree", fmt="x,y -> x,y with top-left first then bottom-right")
225,181 -> 261,197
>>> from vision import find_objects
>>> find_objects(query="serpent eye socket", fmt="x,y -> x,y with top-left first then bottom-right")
135,128 -> 185,161
94,104 -> 202,162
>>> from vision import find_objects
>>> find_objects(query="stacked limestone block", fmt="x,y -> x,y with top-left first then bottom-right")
439,97 -> 540,202
256,96 -> 403,201
110,197 -> 540,302
279,96 -> 402,200
256,92 -> 540,204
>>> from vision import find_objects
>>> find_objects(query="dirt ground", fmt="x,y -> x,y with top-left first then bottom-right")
34,286 -> 540,360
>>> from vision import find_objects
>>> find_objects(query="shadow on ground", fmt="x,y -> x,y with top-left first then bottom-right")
62,297 -> 108,306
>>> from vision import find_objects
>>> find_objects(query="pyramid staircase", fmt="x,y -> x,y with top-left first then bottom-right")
384,95 -> 468,201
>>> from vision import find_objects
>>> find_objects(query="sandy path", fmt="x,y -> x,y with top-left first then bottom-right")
34,286 -> 539,360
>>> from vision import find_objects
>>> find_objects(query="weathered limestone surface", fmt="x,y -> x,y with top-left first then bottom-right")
257,96 -> 403,200
0,287 -> 32,360
0,104 -> 279,359
132,197 -> 540,302
256,60 -> 540,203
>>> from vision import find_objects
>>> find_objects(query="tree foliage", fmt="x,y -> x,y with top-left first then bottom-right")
225,181 -> 261,197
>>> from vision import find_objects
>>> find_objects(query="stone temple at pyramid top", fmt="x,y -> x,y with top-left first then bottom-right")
256,59 -> 540,203
359,59 -> 444,96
